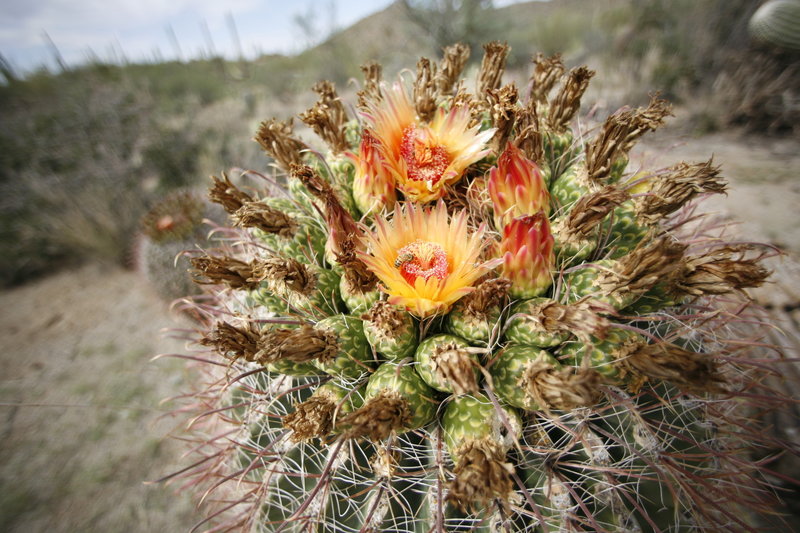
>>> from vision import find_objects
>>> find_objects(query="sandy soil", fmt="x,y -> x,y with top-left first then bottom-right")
0,128 -> 797,532
0,263 -> 198,532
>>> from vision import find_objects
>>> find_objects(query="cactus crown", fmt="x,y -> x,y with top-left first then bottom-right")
164,43 -> 790,533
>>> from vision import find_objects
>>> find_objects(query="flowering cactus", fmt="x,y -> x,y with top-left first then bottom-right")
164,42 -> 793,532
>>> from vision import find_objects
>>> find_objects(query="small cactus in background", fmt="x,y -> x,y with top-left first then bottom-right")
136,190 -> 221,302
163,42 -> 794,532
749,0 -> 800,51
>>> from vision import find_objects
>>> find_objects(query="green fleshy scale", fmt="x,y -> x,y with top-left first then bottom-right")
310,314 -> 373,380
249,285 -> 289,314
563,259 -> 636,310
624,283 -> 683,315
266,358 -> 322,377
339,276 -> 381,315
543,130 -> 576,175
441,393 -> 521,461
444,300 -> 502,346
559,328 -> 639,384
608,154 -> 629,183
504,298 -> 569,348
365,362 -> 438,431
550,163 -> 590,214
314,380 -> 364,417
250,197 -> 328,266
344,119 -> 361,150
553,224 -> 597,265
362,302 -> 418,362
288,266 -> 343,316
602,201 -> 648,260
413,334 -> 479,394
489,345 -> 560,411
306,152 -> 360,219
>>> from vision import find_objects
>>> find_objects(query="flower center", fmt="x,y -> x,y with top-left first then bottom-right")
395,240 -> 449,285
399,126 -> 451,184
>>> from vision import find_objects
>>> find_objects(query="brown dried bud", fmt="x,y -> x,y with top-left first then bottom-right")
460,278 -> 511,316
514,104 -> 544,163
522,359 -> 602,411
231,201 -> 297,238
284,395 -> 337,442
523,299 -> 612,344
547,66 -> 595,133
299,81 -> 349,154
487,84 -> 519,154
585,108 -> 636,184
635,159 -> 727,224
557,185 -> 630,240
357,61 -> 383,110
413,57 -> 438,122
476,41 -> 510,103
528,52 -> 565,105
672,245 -> 770,297
431,342 -> 479,396
199,321 -> 260,361
208,173 -> 253,214
340,389 -> 412,442
255,118 -> 306,173
623,340 -> 725,393
450,87 -> 483,129
190,254 -> 265,290
448,437 -> 515,513
362,300 -> 408,340
291,163 -> 360,258
436,43 -> 470,97
256,324 -> 338,364
249,255 -> 316,295
599,236 -> 687,301
335,234 -> 378,292
622,94 -> 673,152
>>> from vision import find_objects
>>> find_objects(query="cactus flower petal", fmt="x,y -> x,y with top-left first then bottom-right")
358,201 -> 495,317
500,213 -> 555,298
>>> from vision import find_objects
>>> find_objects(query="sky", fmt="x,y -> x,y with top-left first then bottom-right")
0,0 -> 534,75
0,0 -> 395,74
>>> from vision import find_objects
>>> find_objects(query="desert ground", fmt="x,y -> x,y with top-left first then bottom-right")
1,126 -> 798,532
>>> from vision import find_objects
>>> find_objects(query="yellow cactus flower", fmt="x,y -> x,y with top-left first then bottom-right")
488,142 -> 550,228
358,201 -> 496,317
365,83 -> 494,203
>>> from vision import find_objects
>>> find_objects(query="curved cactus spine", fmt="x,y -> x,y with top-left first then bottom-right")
163,43 -> 791,533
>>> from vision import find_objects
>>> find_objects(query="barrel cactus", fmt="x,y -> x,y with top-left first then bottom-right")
165,43 -> 792,532
136,190 -> 222,302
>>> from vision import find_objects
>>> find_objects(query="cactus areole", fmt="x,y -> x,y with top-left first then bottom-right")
168,42 -> 789,532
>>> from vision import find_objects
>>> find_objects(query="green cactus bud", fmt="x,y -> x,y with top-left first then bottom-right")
339,274 -> 381,315
504,298 -> 569,348
283,380 -> 364,441
310,314 -> 373,380
444,278 -> 510,345
442,393 -> 521,513
362,300 -> 418,361
414,334 -> 481,396
490,345 -> 600,411
339,362 -> 438,441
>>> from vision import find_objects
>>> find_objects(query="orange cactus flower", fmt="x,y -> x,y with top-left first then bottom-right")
500,213 -> 555,299
488,142 -> 550,228
365,83 -> 494,203
358,201 -> 497,317
350,129 -> 397,216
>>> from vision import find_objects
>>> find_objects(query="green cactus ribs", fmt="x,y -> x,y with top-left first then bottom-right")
165,41 -> 788,533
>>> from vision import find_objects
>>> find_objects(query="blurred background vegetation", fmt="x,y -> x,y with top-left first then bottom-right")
1,0 -> 797,287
